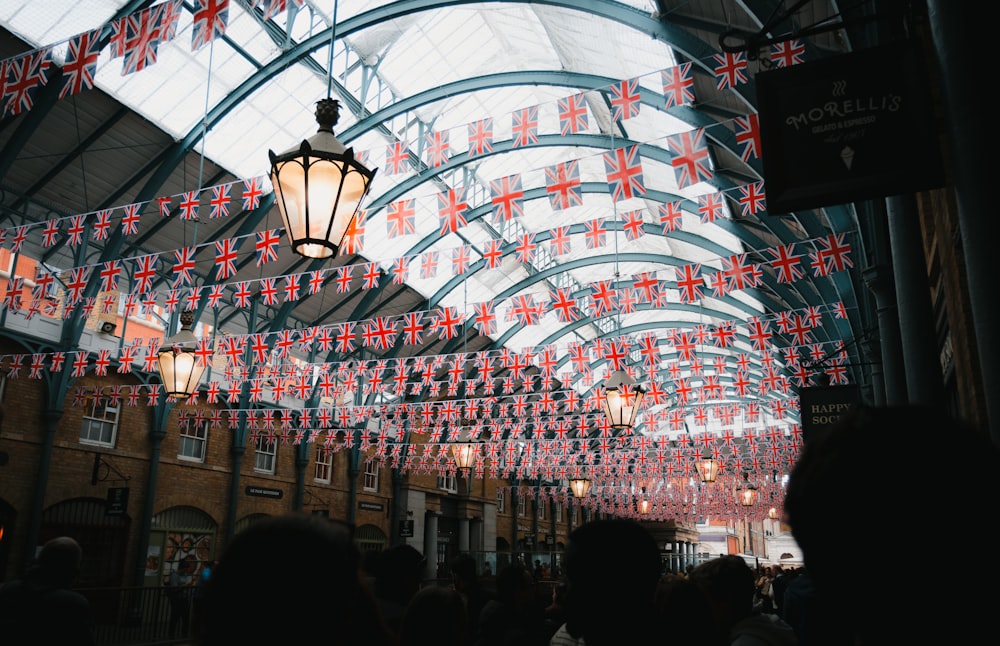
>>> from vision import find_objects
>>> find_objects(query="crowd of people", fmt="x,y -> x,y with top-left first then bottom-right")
1,404 -> 996,645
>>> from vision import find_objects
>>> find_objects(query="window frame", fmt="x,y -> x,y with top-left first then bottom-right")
437,472 -> 458,493
178,418 -> 208,462
79,395 -> 121,447
496,488 -> 506,513
253,434 -> 277,474
363,457 -> 379,492
314,446 -> 333,483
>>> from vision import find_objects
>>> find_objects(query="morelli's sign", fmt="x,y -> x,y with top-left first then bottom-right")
757,39 -> 944,214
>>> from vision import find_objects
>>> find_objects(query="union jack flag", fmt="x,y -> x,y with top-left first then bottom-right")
738,182 -> 766,216
431,306 -> 463,340
179,191 -> 200,220
482,239 -> 503,270
363,317 -> 397,350
155,0 -> 183,42
548,286 -> 579,323
620,210 -> 646,242
544,160 -> 582,211
548,225 -> 571,256
661,63 -> 695,108
609,78 -> 641,123
667,128 -> 713,188
92,210 -> 113,241
420,251 -> 439,279
3,48 -> 53,116
467,117 -> 494,157
771,39 -> 806,67
583,218 -> 607,250
99,260 -> 121,292
489,174 -> 524,221
121,204 -> 141,235
509,294 -> 541,326
511,105 -> 539,148
133,255 -> 158,294
241,176 -> 264,210
452,245 -> 472,275
384,141 -> 409,175
697,192 -> 727,223
256,229 -> 280,266
259,0 -> 302,20
557,93 -> 589,135
658,201 -> 684,233
172,247 -> 197,287
675,263 -> 705,304
810,233 -> 853,275
425,130 -> 450,167
437,188 -> 468,235
214,238 -> 239,280
603,144 -> 645,202
192,0 -> 230,51
712,51 -> 748,90
120,6 -> 165,75
60,30 -> 101,98
386,198 -> 416,238
472,300 -> 497,335
734,113 -> 761,162
209,183 -> 232,218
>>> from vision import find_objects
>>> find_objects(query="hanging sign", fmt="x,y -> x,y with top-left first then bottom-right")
106,487 -> 129,516
757,39 -> 944,213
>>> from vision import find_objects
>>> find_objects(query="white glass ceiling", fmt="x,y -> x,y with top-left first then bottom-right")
0,0 -> 788,435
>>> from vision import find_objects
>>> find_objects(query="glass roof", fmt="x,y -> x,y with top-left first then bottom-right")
0,1 -> 833,518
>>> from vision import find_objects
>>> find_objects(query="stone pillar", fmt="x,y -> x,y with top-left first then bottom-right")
863,266 -> 907,404
926,1 -> 1000,444
886,194 -> 946,406
423,511 -> 439,581
458,516 -> 471,553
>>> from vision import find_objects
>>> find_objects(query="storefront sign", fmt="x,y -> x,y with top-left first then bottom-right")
106,487 -> 129,516
757,40 -> 943,213
799,385 -> 862,442
245,485 -> 283,499
358,501 -> 384,511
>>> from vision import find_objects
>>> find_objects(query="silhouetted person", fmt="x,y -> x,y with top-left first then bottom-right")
399,584 -> 469,646
194,513 -> 393,645
560,519 -> 662,645
166,554 -> 196,638
0,536 -> 96,646
451,553 -> 495,645
542,581 -> 568,642
655,574 -> 726,646
374,543 -> 427,638
780,568 -> 852,646
784,404 -> 1000,644
689,555 -> 797,645
474,562 -> 547,646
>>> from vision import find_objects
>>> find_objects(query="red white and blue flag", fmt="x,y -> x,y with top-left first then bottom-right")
661,63 -> 695,108
489,174 -> 524,222
603,144 -> 645,201
544,160 -> 582,211
557,93 -> 589,135
667,128 -> 713,188
59,30 -> 100,98
609,77 -> 641,123
192,0 -> 230,51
